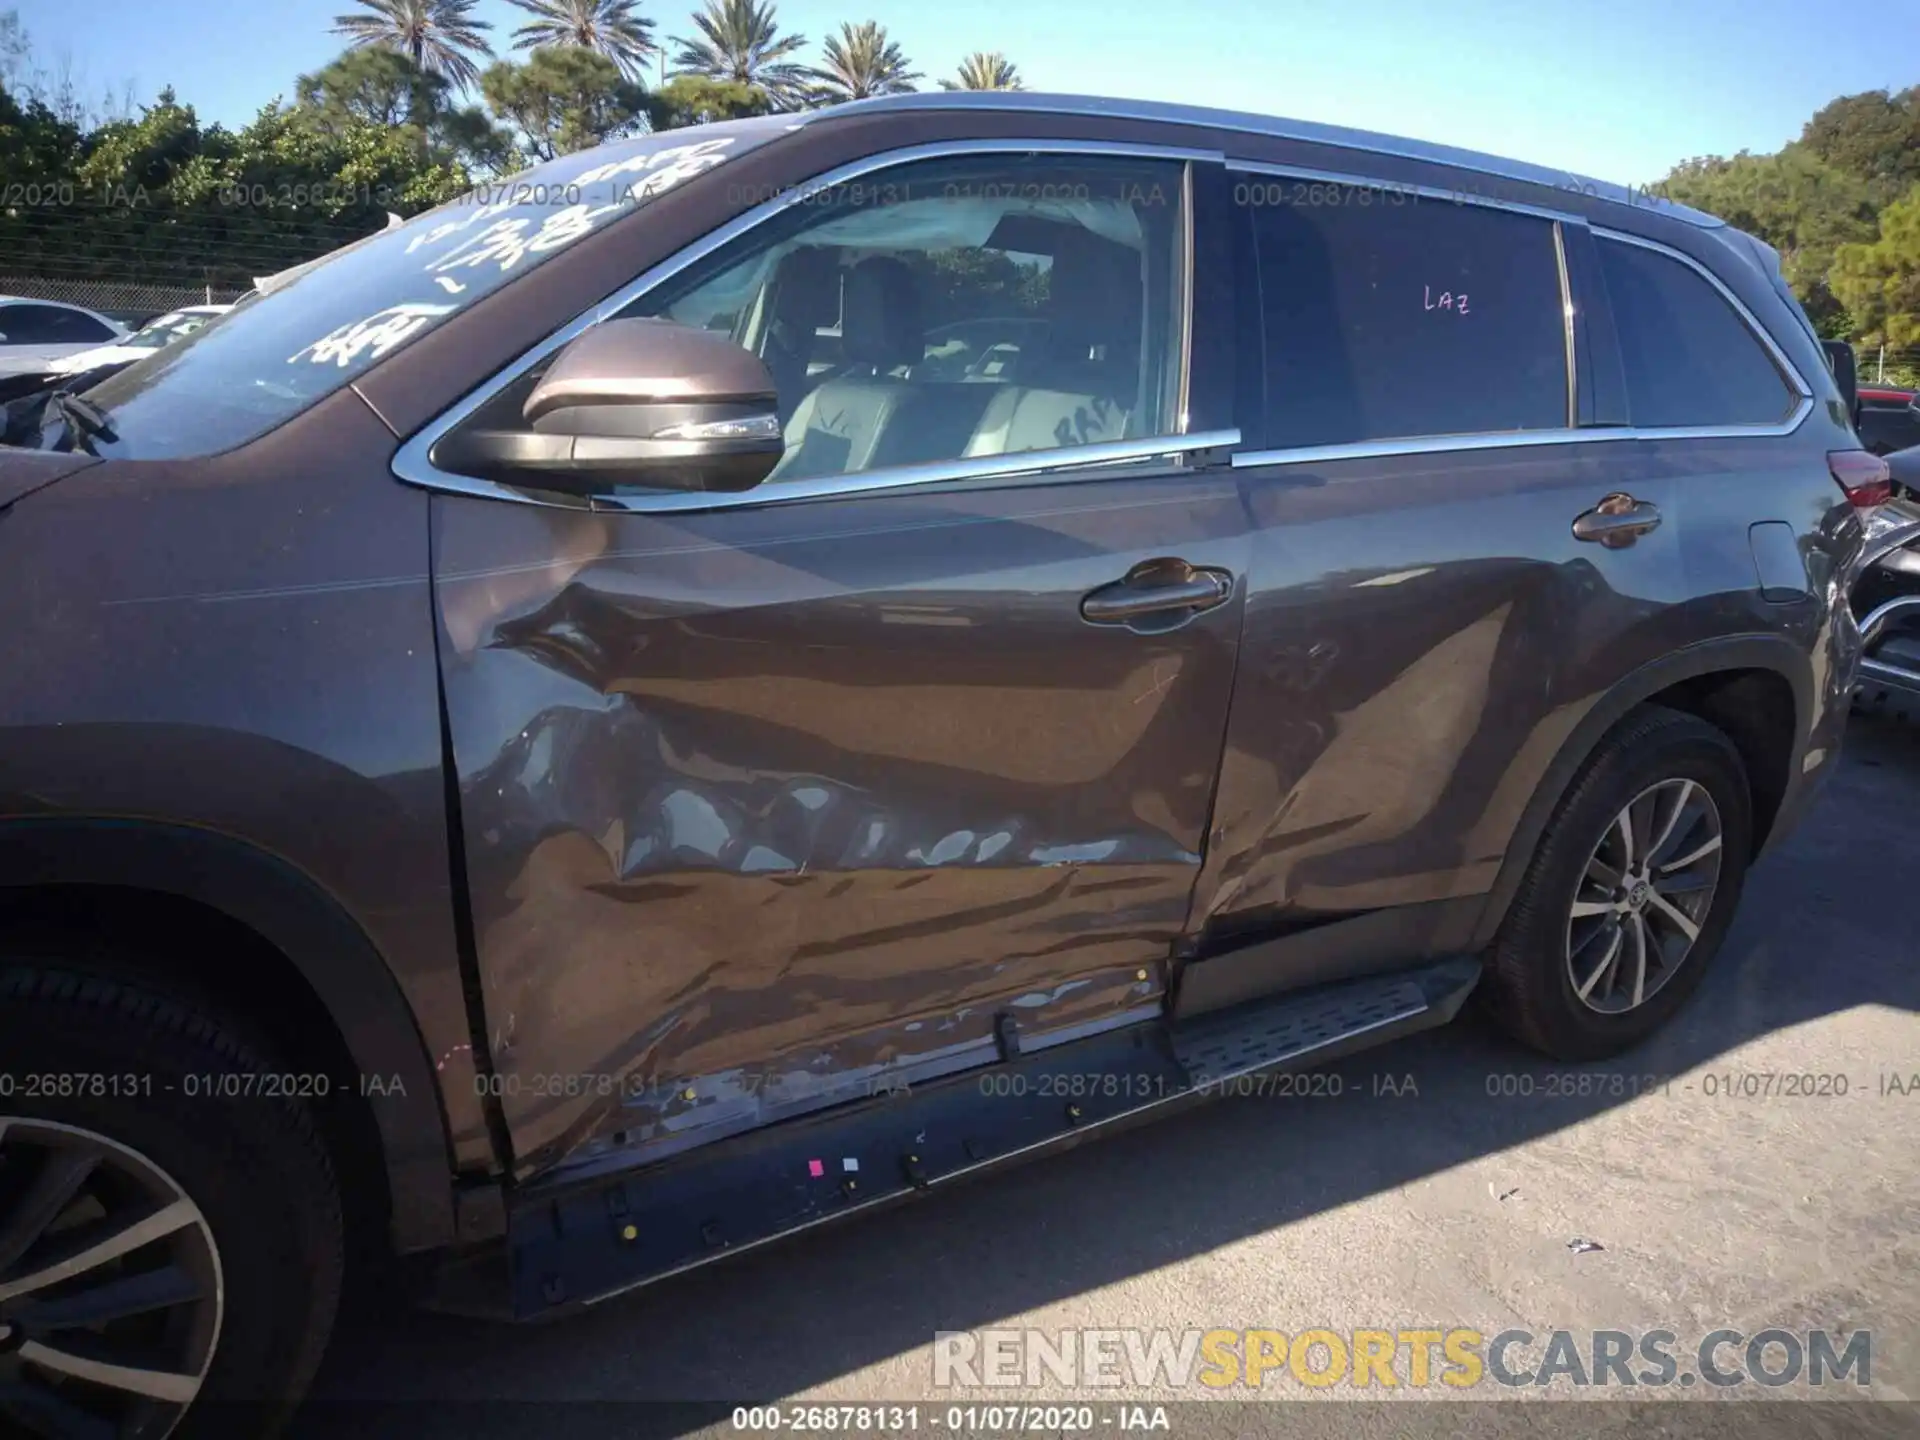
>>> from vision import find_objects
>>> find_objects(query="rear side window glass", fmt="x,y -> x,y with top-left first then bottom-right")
0,305 -> 69,344
1595,237 -> 1796,428
42,309 -> 115,342
1248,184 -> 1569,449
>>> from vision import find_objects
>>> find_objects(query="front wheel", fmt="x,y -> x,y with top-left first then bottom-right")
1482,707 -> 1753,1060
0,963 -> 343,1438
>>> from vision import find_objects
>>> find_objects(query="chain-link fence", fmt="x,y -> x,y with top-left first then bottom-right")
1846,346 -> 1920,391
0,197 -> 390,325
0,276 -> 251,327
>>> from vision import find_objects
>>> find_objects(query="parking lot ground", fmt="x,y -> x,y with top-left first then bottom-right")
296,705 -> 1920,1439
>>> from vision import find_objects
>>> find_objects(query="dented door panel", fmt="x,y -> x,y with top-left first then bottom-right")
1194,441 -> 1696,939
1193,432 -> 1843,952
433,473 -> 1248,1177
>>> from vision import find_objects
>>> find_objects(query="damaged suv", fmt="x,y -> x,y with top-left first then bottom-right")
0,92 -> 1876,1436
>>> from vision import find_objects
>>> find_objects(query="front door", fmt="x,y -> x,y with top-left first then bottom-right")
429,143 -> 1250,1178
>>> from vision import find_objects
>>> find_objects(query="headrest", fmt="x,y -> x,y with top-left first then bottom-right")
841,256 -> 924,369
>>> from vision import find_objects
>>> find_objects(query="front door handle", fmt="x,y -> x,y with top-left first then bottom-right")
1572,492 -> 1662,548
1081,558 -> 1235,630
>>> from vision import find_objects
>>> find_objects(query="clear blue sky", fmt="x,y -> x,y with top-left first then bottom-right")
16,0 -> 1919,185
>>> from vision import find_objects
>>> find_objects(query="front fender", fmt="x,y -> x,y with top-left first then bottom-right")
0,817 -> 459,1252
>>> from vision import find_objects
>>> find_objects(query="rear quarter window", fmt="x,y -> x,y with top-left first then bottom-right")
1594,237 -> 1797,428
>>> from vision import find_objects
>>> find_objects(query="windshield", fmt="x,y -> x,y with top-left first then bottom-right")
69,118 -> 793,460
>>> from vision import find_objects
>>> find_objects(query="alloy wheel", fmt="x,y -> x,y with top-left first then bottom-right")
0,1119 -> 223,1439
1564,777 -> 1724,1015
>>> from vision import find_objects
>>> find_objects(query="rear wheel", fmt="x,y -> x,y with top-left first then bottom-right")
1482,707 -> 1753,1060
0,962 -> 343,1438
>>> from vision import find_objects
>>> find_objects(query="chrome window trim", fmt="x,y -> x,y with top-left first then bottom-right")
1174,161 -> 1195,431
1552,221 -> 1577,425
393,137 -> 1222,514
1233,430 -> 1607,468
1230,415 -> 1811,470
1218,198 -> 1815,471
1590,226 -> 1815,406
1231,157 -> 1591,456
818,92 -> 1728,231
595,430 -> 1242,514
1226,158 -> 1587,226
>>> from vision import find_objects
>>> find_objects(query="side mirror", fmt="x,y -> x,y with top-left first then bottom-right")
1822,340 -> 1861,429
436,318 -> 784,495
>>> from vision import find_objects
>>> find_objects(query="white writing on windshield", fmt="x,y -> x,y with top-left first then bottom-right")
288,303 -> 458,368
425,202 -> 628,280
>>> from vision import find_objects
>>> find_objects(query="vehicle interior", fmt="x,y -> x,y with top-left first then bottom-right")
621,172 -> 1185,481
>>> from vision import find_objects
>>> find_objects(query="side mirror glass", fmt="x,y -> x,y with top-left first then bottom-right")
1822,340 -> 1860,429
436,317 -> 784,495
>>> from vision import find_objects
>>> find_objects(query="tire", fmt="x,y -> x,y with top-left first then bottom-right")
1481,706 -> 1753,1061
0,962 -> 343,1439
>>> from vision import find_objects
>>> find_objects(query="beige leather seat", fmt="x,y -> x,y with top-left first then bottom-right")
963,229 -> 1143,460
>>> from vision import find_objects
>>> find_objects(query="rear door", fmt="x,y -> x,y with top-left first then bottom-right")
426,140 -> 1252,1177
1191,167 -> 1703,953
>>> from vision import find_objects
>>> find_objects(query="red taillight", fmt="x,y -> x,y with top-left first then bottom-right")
1829,449 -> 1893,509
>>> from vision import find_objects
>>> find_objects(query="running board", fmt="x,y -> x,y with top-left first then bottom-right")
487,957 -> 1480,1320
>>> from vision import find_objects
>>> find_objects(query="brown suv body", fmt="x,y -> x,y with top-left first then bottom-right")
0,95 -> 1869,1412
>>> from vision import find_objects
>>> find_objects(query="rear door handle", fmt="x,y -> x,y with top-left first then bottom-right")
1573,492 -> 1662,547
1081,558 -> 1235,629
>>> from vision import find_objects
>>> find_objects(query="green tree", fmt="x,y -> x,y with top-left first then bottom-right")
0,10 -> 28,93
938,52 -> 1021,91
507,0 -> 657,80
908,247 -> 1048,329
481,45 -> 647,162
73,87 -> 216,200
1799,88 -> 1920,204
0,79 -> 86,185
671,0 -> 809,110
331,0 -> 496,90
0,80 -> 96,286
806,21 -> 918,105
1831,183 -> 1920,347
296,48 -> 515,174
298,45 -> 449,136
1657,146 -> 1878,332
643,73 -> 771,130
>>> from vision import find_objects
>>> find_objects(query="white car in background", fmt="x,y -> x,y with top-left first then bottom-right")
0,297 -> 128,376
46,304 -> 233,376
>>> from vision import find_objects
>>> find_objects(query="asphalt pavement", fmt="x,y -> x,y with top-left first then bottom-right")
293,703 -> 1920,1440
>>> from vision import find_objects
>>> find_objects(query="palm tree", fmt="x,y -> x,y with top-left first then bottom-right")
939,51 -> 1022,92
671,0 -> 809,109
331,0 -> 494,89
807,21 -> 919,104
505,0 -> 657,81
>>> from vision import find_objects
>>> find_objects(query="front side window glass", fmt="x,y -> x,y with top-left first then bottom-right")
607,151 -> 1189,485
